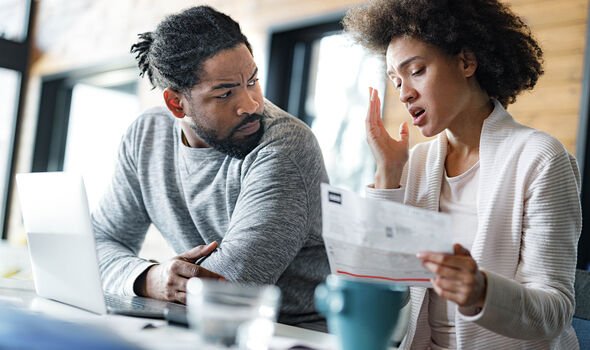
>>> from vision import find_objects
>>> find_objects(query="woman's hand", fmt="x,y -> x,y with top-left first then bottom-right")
366,87 -> 409,189
417,244 -> 487,309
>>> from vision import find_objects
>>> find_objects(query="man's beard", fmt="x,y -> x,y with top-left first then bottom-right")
188,113 -> 264,159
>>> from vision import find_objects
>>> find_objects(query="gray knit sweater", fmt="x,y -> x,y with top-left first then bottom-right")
91,100 -> 330,326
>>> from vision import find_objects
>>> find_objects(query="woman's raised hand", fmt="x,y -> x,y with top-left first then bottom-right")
366,87 -> 409,189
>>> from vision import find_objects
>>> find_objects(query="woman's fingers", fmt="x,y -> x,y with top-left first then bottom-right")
419,247 -> 487,307
366,88 -> 383,131
419,252 -> 477,273
399,121 -> 409,145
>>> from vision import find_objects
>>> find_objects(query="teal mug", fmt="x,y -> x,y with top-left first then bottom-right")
315,275 -> 409,350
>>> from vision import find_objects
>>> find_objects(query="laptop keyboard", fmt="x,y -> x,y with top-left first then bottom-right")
104,294 -> 183,318
105,294 -> 154,311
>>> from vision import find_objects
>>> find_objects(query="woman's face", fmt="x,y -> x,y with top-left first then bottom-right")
385,36 -> 478,137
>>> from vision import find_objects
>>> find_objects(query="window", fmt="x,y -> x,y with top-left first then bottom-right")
305,34 -> 385,191
0,0 -> 30,42
63,82 -> 139,209
1,0 -> 34,238
33,67 -> 140,210
0,69 -> 21,231
266,15 -> 387,192
31,65 -> 174,262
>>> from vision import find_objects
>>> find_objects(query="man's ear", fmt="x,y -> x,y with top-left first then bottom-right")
163,88 -> 186,119
458,49 -> 478,78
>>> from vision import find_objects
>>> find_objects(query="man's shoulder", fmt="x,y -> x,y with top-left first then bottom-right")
134,106 -> 175,126
126,106 -> 175,135
258,100 -> 320,154
121,106 -> 176,148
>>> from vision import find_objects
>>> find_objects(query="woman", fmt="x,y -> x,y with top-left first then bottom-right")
343,0 -> 581,349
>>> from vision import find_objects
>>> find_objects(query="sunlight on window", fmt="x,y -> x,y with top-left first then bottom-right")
306,34 -> 386,192
0,0 -> 29,42
0,68 -> 20,220
63,84 -> 139,211
64,82 -> 174,262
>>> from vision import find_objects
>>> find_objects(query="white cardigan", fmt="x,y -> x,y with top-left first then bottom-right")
367,100 -> 581,349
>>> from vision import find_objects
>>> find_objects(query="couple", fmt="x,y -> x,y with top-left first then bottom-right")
92,1 -> 581,348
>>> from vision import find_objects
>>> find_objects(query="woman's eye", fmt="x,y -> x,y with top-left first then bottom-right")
217,91 -> 232,99
411,68 -> 424,76
247,78 -> 259,87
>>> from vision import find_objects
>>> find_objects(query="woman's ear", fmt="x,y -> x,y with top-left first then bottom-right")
163,88 -> 186,118
459,49 -> 478,78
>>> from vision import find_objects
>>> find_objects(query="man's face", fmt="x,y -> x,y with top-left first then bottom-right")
181,44 -> 265,158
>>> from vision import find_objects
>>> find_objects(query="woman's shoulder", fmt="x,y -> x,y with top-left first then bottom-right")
494,119 -> 569,164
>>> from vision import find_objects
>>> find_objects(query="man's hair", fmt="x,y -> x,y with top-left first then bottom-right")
342,0 -> 543,106
130,6 -> 252,93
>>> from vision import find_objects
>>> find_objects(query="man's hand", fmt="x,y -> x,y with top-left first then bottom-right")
134,242 -> 224,304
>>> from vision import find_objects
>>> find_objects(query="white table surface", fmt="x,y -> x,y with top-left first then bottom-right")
0,240 -> 338,350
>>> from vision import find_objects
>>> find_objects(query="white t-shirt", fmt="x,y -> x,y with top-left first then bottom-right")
429,161 -> 480,350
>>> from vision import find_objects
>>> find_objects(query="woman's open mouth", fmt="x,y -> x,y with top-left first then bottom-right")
409,107 -> 426,126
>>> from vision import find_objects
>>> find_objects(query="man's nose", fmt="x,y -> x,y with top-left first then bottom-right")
237,90 -> 260,116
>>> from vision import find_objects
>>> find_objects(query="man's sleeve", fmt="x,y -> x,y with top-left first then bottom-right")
200,148 -> 326,284
91,126 -> 154,296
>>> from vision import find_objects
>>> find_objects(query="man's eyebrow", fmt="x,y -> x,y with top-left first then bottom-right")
387,56 -> 423,77
248,67 -> 258,81
211,82 -> 240,90
210,67 -> 258,91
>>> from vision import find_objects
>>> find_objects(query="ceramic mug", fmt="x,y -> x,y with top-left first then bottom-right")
315,275 -> 409,350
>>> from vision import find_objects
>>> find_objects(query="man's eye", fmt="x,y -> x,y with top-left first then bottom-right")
217,91 -> 232,99
247,78 -> 259,87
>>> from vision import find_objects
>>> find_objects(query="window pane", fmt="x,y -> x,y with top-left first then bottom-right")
63,83 -> 139,210
306,34 -> 386,192
0,68 -> 21,223
0,0 -> 29,42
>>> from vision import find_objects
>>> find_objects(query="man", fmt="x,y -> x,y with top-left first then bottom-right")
91,5 -> 330,329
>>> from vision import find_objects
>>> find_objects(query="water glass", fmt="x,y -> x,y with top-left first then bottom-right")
186,278 -> 281,349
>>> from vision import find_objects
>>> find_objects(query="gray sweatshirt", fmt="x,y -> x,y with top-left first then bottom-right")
91,100 -> 330,326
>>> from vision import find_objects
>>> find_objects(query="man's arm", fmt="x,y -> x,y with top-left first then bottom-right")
200,147 -> 327,285
92,117 -> 223,301
91,125 -> 155,296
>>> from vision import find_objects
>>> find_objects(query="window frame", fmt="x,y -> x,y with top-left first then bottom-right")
265,12 -> 345,125
1,0 -> 35,239
31,61 -> 137,173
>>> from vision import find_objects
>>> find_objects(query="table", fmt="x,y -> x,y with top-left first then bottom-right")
0,277 -> 337,349
0,239 -> 337,350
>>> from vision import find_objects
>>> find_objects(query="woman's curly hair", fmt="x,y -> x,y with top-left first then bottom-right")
343,0 -> 544,106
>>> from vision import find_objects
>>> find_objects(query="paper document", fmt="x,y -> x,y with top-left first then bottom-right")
321,184 -> 453,287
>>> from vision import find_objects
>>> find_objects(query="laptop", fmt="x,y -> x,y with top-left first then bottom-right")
15,172 -> 185,319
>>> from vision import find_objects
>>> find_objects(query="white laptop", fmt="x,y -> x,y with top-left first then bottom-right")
15,172 -> 183,318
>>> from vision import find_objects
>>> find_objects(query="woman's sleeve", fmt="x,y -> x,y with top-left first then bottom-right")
460,152 -> 581,340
